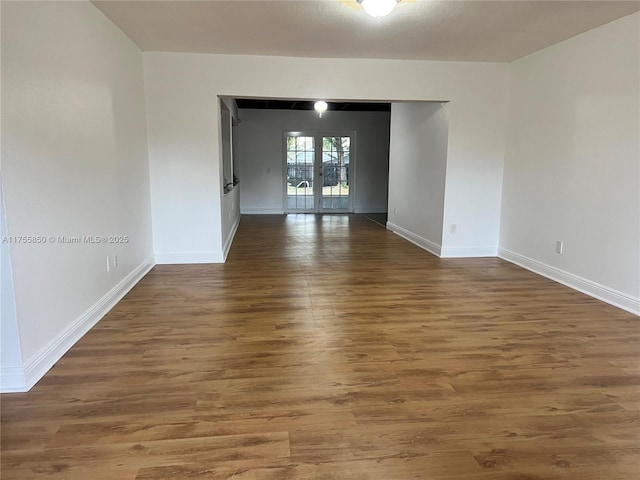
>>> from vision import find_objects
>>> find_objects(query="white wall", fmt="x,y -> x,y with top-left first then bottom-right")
235,108 -> 390,214
144,53 -> 510,262
1,1 -> 154,391
499,13 -> 640,314
0,180 -> 23,387
387,102 -> 448,255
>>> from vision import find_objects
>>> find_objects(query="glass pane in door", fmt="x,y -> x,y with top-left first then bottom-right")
286,135 -> 315,211
322,136 -> 350,211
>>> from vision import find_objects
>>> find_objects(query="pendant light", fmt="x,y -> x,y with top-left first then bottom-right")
314,101 -> 328,118
359,0 -> 398,18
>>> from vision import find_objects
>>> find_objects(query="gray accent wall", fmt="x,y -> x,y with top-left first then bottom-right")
235,108 -> 391,214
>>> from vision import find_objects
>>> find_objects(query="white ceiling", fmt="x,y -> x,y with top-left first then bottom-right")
92,0 -> 640,62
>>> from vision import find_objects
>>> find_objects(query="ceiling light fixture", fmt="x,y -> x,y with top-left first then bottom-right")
358,0 -> 399,18
314,100 -> 328,118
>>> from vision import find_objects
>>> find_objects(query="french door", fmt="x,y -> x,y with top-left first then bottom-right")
284,132 -> 354,213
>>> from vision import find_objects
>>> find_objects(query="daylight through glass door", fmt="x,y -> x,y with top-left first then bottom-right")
286,135 -> 315,211
321,136 -> 350,211
285,133 -> 353,213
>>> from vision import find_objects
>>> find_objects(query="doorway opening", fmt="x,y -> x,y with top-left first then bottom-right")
233,98 -> 390,216
284,132 -> 354,213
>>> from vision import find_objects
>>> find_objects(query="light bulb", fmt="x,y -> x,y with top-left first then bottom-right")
314,101 -> 328,118
360,0 -> 398,18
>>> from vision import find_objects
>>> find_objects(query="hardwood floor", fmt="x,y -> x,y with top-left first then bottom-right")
2,214 -> 638,479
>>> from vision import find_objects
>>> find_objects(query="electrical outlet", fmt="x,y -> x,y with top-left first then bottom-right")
450,224 -> 457,234
106,256 -> 110,272
556,240 -> 564,254
393,208 -> 397,215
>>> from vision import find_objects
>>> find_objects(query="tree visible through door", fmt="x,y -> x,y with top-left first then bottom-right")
322,136 -> 350,211
285,133 -> 353,213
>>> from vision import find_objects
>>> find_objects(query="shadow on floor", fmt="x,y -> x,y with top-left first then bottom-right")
363,213 -> 388,227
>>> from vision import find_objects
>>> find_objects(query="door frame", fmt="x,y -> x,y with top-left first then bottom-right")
282,131 -> 356,214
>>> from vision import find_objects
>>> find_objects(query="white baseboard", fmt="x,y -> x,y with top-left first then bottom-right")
498,247 -> 640,316
1,257 -> 155,393
222,214 -> 241,261
440,246 -> 498,258
386,222 -> 441,257
154,251 -> 224,264
0,366 -> 26,393
241,208 -> 387,215
240,208 -> 284,215
354,208 -> 388,214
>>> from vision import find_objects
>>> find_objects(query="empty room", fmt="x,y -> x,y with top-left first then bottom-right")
1,1 -> 639,479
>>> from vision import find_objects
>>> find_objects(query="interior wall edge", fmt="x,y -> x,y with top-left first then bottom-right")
222,213 -> 242,262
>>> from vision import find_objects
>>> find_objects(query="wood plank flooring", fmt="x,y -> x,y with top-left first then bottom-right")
2,214 -> 639,479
